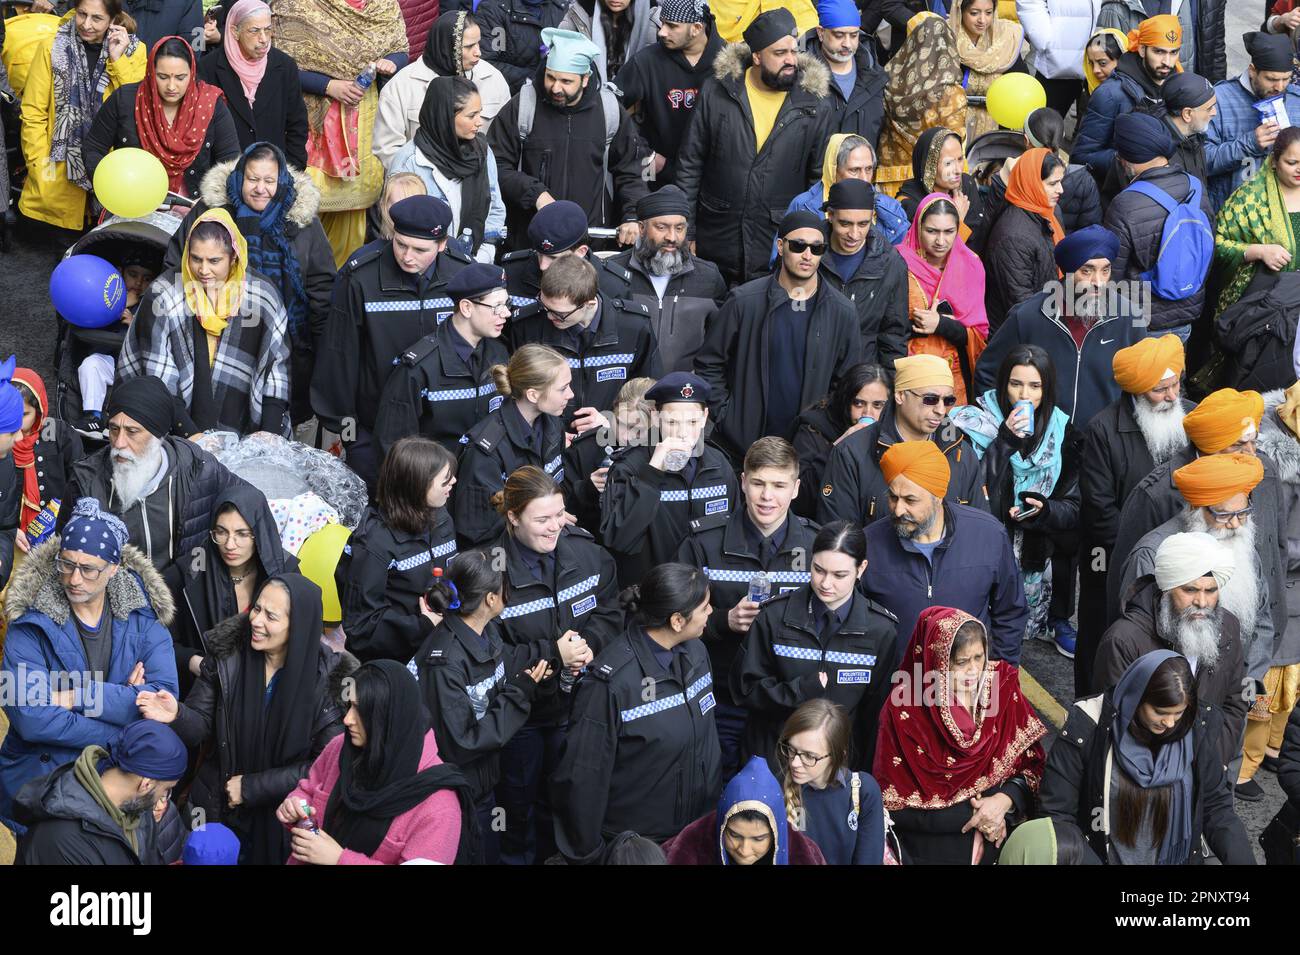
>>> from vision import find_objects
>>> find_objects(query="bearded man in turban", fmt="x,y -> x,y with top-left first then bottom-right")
858,440 -> 1028,664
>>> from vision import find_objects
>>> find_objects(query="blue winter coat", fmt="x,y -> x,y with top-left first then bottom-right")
770,181 -> 909,267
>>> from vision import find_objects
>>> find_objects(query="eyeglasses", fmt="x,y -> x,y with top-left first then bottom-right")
1207,504 -> 1253,524
911,391 -> 958,408
55,557 -> 109,581
544,303 -> 586,322
471,298 -> 512,316
212,528 -> 255,544
785,239 -> 827,255
778,741 -> 830,768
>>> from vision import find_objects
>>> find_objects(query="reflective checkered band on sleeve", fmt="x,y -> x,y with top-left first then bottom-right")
685,672 -> 713,700
620,691 -> 686,723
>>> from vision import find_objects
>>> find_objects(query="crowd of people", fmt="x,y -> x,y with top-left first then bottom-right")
1,0 -> 1300,867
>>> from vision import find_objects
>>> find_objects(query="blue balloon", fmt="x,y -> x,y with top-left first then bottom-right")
50,254 -> 127,329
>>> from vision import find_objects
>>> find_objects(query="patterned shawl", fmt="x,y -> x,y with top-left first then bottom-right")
949,389 -> 1070,501
1213,161 -> 1299,317
948,2 -> 1022,78
886,14 -> 964,136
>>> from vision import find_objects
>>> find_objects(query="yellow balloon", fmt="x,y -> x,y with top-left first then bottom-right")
985,73 -> 1048,131
298,523 -> 352,623
92,147 -> 169,219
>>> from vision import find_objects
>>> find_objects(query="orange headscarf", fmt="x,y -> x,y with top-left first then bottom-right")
1128,14 -> 1182,54
1005,146 -> 1065,247
1112,334 -> 1185,395
1182,389 -> 1264,454
1172,453 -> 1264,507
881,441 -> 951,498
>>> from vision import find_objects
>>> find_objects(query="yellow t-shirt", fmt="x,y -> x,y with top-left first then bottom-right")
745,70 -> 787,153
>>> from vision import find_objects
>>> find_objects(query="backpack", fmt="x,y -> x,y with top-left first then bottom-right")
1124,173 -> 1214,301
517,79 -> 622,195
1211,270 -> 1300,393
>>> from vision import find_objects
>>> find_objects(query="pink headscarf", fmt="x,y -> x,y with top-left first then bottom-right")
224,0 -> 272,106
896,192 -> 989,335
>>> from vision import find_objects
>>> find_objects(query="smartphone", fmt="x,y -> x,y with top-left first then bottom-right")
1012,491 -> 1042,522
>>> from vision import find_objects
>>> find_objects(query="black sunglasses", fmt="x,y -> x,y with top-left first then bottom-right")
785,238 -> 827,255
911,391 -> 958,408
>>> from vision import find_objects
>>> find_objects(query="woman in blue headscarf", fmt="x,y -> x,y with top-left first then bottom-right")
163,141 -> 337,425
1038,650 -> 1255,865
661,756 -> 827,865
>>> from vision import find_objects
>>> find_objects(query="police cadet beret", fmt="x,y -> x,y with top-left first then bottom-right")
527,200 -> 589,254
646,371 -> 710,407
390,195 -> 453,241
447,262 -> 509,302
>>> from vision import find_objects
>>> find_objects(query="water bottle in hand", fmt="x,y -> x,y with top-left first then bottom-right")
748,571 -> 771,605
356,62 -> 377,90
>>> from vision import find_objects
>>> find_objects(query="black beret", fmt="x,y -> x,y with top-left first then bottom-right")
646,371 -> 710,406
447,262 -> 509,302
526,200 -> 589,254
390,195 -> 452,241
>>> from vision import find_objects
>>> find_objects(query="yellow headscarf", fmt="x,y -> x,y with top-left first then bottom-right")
1084,28 -> 1129,92
181,208 -> 248,345
821,133 -> 855,203
947,0 -> 1023,76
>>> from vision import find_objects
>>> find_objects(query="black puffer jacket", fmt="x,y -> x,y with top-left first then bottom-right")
605,249 -> 728,374
986,165 -> 1102,239
82,84 -> 242,200
982,204 -> 1061,335
197,47 -> 310,169
791,402 -> 842,519
1196,0 -> 1228,84
805,35 -> 886,147
816,226 -> 909,367
676,42 -> 834,284
476,0 -> 575,92
1104,164 -> 1214,332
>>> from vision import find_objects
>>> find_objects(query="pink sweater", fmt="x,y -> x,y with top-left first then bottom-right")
284,731 -> 462,865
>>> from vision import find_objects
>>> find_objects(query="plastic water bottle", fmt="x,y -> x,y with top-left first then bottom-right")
356,62 -> 377,90
748,571 -> 771,605
295,799 -> 319,834
25,499 -> 60,547
663,448 -> 691,472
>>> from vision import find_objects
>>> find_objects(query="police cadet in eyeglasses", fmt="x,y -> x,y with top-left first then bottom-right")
694,210 -> 861,467
818,354 -> 989,527
372,263 -> 514,458
599,373 -> 739,587
506,254 -> 662,431
675,437 -> 820,776
550,563 -> 722,864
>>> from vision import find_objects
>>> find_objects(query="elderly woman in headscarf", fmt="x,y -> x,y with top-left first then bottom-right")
162,141 -> 336,426
374,10 -> 511,169
875,13 -> 968,205
1039,650 -> 1254,864
273,0 -> 412,267
196,0 -> 310,168
117,207 -> 292,437
83,35 -> 241,200
18,0 -> 146,230
388,75 -> 505,262
948,0 -> 1025,142
896,126 -> 991,255
873,607 -> 1047,865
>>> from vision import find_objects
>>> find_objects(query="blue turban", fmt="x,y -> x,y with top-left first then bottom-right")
817,0 -> 860,28
1055,224 -> 1121,273
106,720 -> 189,781
1114,112 -> 1175,164
63,497 -> 130,564
183,823 -> 241,865
0,356 -> 24,435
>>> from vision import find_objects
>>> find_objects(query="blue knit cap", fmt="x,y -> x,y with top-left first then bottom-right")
0,356 -> 24,435
63,497 -> 130,564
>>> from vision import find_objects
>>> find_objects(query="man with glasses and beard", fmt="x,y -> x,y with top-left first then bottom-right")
0,498 -> 179,826
695,210 -> 859,467
59,377 -> 251,590
858,441 -> 1027,664
1095,532 -> 1248,768
819,354 -> 988,527
605,186 -> 727,373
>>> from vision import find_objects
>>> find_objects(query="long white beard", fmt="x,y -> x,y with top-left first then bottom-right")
1157,592 -> 1223,669
111,437 -> 165,509
1183,508 -> 1259,636
1133,397 -> 1188,464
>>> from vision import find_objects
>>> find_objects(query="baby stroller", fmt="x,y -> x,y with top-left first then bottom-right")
52,205 -> 189,435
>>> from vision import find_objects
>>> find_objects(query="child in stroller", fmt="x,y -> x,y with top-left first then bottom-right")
75,249 -> 157,435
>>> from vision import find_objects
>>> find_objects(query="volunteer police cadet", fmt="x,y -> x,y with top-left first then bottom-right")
373,262 -> 513,457
311,194 -> 471,488
551,563 -> 722,864
731,520 -> 898,769
676,436 -> 820,775
600,372 -> 739,586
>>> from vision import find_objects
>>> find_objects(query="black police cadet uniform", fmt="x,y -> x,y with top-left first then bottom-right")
453,399 -> 567,548
491,524 -> 624,864
551,626 -> 723,863
731,585 -> 899,770
599,374 -> 739,587
561,424 -> 628,542
372,263 -> 512,457
501,200 -> 634,317
337,503 -> 458,664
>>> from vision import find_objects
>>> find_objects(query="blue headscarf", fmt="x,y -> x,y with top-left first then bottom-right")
63,497 -> 130,564
717,756 -> 790,865
225,141 -> 308,338
1110,650 -> 1195,866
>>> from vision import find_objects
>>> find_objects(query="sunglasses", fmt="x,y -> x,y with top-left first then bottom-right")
910,391 -> 958,408
785,238 -> 827,255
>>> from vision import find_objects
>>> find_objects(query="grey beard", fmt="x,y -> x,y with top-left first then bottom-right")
1157,592 -> 1223,669
1182,508 -> 1259,636
1132,396 -> 1188,465
111,437 -> 165,509
635,237 -> 686,276
892,504 -> 939,540
823,47 -> 854,63
1072,291 -> 1106,320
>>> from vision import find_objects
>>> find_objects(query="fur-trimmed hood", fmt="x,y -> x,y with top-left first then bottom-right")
202,611 -> 359,700
198,159 -> 321,229
712,42 -> 831,99
1259,388 -> 1300,485
4,538 -> 175,627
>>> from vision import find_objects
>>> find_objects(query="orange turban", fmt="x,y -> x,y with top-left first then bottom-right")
1112,335 -> 1185,395
1129,14 -> 1181,52
1182,389 -> 1264,453
880,440 -> 951,499
1172,453 -> 1264,507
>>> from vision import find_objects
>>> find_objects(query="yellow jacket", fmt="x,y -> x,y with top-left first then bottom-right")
18,30 -> 146,230
711,0 -> 819,44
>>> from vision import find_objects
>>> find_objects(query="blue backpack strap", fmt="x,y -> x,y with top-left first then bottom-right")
1125,179 -> 1177,214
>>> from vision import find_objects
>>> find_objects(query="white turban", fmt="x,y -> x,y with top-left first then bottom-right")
1154,532 -> 1235,592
